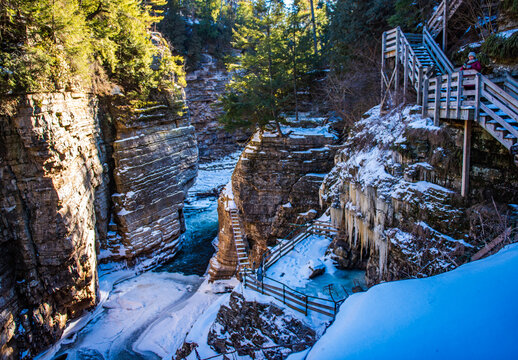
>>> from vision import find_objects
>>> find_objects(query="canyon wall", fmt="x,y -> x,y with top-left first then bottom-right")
320,105 -> 518,286
0,89 -> 199,358
209,119 -> 339,279
108,99 -> 198,263
185,54 -> 249,162
0,93 -> 105,358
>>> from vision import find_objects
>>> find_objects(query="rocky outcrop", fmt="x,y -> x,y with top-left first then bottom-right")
209,120 -> 338,279
0,93 -> 106,358
320,105 -> 518,286
206,292 -> 316,359
185,54 -> 249,162
108,97 -> 198,264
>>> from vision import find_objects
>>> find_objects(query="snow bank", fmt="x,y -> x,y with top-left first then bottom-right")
307,244 -> 518,360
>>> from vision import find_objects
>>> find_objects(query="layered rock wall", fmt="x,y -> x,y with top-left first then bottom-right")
108,99 -> 198,263
185,54 -> 249,162
0,93 -> 106,358
209,122 -> 338,279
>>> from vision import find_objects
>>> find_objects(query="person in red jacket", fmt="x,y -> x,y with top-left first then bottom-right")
461,52 -> 482,72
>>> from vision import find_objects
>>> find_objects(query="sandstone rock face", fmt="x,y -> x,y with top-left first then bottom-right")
207,292 -> 316,359
320,105 -> 518,286
0,93 -> 106,358
209,121 -> 338,279
208,195 -> 239,280
185,54 -> 249,162
109,100 -> 198,263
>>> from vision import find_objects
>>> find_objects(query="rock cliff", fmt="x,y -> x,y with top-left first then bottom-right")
0,88 -> 199,358
209,118 -> 339,279
320,105 -> 518,286
108,98 -> 198,264
185,54 -> 249,162
0,93 -> 105,358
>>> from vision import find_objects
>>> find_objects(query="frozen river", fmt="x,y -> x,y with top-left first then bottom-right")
38,150 -> 365,360
39,153 -> 240,360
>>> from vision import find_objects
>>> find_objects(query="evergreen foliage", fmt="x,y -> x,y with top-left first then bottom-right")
388,0 -> 438,32
219,0 -> 327,133
328,0 -> 394,68
0,0 -> 184,97
158,0 -> 238,70
480,32 -> 518,62
502,0 -> 518,17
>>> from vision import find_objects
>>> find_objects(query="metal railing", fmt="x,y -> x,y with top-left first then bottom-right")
243,272 -> 347,318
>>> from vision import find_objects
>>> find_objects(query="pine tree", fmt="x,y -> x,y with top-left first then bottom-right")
220,0 -> 291,134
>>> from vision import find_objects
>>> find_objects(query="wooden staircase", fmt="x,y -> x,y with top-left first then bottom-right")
427,0 -> 465,39
382,21 -> 518,169
229,208 -> 253,275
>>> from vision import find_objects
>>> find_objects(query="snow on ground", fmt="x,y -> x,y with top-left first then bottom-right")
183,283 -> 330,360
306,243 -> 518,360
267,233 -> 364,298
136,278 -> 239,359
37,153 -> 241,359
188,151 -> 241,199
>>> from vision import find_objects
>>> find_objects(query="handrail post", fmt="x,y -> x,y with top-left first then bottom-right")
457,71 -> 463,118
434,75 -> 442,126
261,277 -> 264,294
395,28 -> 400,102
283,284 -> 286,304
422,77 -> 429,117
446,73 -> 452,119
381,31 -> 386,102
443,0 -> 448,51
475,73 -> 481,122
403,43 -> 409,102
417,67 -> 423,104
305,296 -> 308,316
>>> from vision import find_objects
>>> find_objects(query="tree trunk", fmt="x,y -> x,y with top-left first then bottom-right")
309,0 -> 318,55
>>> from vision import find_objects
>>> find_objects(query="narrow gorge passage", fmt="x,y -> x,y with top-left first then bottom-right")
41,154 -> 240,360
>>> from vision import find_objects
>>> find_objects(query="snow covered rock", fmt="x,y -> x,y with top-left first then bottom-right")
209,121 -> 339,279
320,105 -> 518,286
206,292 -> 316,359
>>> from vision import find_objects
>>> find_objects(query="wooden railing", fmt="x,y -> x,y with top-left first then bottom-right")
423,26 -> 454,75
423,70 -> 518,149
471,227 -> 516,261
243,272 -> 347,318
382,27 -> 429,103
262,221 -> 338,270
427,0 -> 464,38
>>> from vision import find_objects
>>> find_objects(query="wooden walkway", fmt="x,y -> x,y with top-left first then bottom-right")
382,0 -> 518,195
262,220 -> 338,270
227,210 -> 343,318
243,273 -> 345,318
471,227 -> 514,261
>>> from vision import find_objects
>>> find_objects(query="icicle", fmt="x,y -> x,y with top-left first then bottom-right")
330,206 -> 343,228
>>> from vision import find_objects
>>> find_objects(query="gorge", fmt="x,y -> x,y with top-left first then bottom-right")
2,0 -> 518,359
